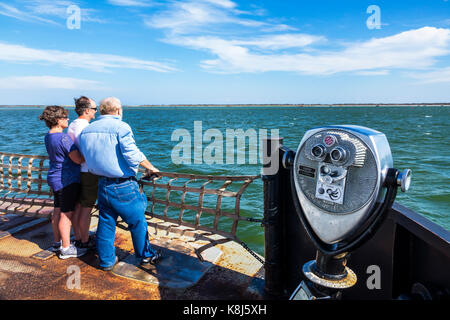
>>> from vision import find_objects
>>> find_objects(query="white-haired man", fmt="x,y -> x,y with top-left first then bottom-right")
79,97 -> 161,271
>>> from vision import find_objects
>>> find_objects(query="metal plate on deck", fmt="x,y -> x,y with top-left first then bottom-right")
112,239 -> 222,289
32,249 -> 55,260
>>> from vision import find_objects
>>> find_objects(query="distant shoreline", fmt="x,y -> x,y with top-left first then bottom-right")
0,103 -> 449,108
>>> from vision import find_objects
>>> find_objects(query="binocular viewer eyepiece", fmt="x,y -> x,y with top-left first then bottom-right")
290,125 -> 411,299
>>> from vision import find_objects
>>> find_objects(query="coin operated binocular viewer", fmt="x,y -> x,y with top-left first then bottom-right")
289,125 -> 411,300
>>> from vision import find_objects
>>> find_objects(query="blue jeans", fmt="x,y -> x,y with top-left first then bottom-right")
96,177 -> 156,268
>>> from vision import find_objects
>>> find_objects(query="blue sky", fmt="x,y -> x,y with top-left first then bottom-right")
0,0 -> 449,105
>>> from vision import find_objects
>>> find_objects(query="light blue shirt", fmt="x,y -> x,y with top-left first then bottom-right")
79,115 -> 147,178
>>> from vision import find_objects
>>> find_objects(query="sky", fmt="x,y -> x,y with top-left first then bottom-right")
0,0 -> 449,105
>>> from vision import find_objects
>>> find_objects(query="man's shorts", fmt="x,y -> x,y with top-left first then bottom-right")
79,172 -> 100,208
53,183 -> 80,213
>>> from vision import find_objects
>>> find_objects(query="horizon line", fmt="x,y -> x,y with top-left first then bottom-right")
1,102 -> 450,108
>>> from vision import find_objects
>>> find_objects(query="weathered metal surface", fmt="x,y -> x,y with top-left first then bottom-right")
302,261 -> 357,289
0,218 -> 49,240
32,248 -> 56,260
0,211 -> 264,300
0,214 -> 36,230
0,219 -> 55,258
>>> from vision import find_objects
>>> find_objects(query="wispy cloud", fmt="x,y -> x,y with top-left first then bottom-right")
107,0 -> 155,7
29,0 -> 107,23
229,34 -> 325,50
355,70 -> 390,76
143,1 -> 450,77
0,3 -> 59,25
145,0 -> 288,35
0,76 -> 102,90
0,42 -> 177,73
165,33 -> 325,52
160,25 -> 450,75
0,1 -> 105,25
409,67 -> 450,84
201,0 -> 236,9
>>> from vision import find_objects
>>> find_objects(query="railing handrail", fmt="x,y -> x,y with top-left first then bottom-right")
0,152 -> 262,240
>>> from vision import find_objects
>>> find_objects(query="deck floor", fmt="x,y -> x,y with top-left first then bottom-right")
0,210 -> 264,300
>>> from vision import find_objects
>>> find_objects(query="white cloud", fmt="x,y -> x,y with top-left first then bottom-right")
165,33 -> 325,52
107,0 -> 154,7
145,0 -> 286,34
201,0 -> 236,9
0,1 -> 105,25
0,3 -> 59,25
26,0 -> 74,15
409,67 -> 450,83
260,23 -> 298,32
230,34 -> 326,50
167,27 -> 450,75
29,0 -> 106,23
355,70 -> 390,76
0,76 -> 102,90
0,42 -> 177,73
143,1 -> 450,77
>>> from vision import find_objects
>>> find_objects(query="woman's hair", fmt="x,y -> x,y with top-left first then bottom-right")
38,105 -> 69,129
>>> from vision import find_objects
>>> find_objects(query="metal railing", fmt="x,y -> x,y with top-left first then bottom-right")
0,152 -> 53,217
138,169 -> 260,240
0,152 -> 261,241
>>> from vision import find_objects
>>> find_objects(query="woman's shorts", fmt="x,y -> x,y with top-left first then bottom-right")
79,172 -> 99,208
53,183 -> 80,213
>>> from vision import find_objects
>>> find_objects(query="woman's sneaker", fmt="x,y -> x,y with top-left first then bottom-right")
58,244 -> 87,259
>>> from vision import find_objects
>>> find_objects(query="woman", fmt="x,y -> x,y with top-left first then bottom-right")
39,106 -> 87,259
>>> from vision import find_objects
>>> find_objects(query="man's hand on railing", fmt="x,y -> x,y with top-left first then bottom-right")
142,168 -> 161,181
140,159 -> 162,180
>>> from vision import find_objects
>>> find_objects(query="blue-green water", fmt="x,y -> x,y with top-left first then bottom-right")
0,106 -> 449,255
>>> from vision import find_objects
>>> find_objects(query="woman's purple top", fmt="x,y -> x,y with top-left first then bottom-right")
44,132 -> 80,191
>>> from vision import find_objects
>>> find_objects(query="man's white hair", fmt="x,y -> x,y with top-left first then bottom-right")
99,97 -> 122,115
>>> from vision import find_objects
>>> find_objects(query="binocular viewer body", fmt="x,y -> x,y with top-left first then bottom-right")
291,125 -> 405,297
260,124 -> 434,300
293,125 -> 398,246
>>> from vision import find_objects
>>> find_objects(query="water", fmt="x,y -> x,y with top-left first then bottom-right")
0,106 -> 448,255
